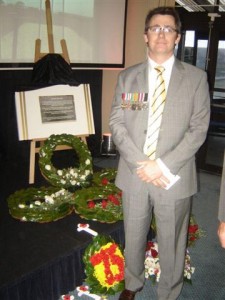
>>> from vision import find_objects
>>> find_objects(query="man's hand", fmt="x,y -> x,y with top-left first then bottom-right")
218,222 -> 225,248
136,160 -> 170,188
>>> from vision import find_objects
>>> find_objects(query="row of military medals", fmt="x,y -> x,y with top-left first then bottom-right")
121,93 -> 149,110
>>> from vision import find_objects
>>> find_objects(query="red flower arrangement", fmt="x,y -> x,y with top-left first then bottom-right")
187,215 -> 205,247
83,235 -> 125,295
88,201 -> 96,208
90,243 -> 124,286
74,187 -> 123,223
101,178 -> 109,185
87,192 -> 121,210
92,169 -> 117,189
146,241 -> 158,258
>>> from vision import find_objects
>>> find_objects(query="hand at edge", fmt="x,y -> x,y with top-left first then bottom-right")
218,222 -> 225,248
136,160 -> 170,188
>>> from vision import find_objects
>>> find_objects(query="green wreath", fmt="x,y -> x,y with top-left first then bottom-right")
7,187 -> 74,222
39,134 -> 93,189
73,186 -> 123,223
83,234 -> 125,295
92,168 -> 117,188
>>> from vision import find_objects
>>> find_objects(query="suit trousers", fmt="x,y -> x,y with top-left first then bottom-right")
122,190 -> 191,300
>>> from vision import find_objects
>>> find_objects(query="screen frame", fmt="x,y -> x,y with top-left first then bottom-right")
0,0 -> 128,70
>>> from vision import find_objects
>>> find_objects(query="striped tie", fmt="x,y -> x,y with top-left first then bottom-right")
144,66 -> 166,159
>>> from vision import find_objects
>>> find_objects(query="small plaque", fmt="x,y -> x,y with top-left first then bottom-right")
39,95 -> 76,123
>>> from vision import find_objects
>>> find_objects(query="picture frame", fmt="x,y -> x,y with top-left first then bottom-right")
15,84 -> 95,140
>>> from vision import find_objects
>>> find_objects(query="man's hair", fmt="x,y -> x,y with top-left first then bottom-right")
144,6 -> 181,34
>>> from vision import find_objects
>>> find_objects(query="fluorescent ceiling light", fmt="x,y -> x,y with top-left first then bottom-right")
176,0 -> 225,12
176,0 -> 205,12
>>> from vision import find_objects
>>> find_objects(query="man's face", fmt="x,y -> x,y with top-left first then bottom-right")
144,14 -> 181,61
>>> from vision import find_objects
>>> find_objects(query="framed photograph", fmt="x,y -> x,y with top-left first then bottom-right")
15,84 -> 95,140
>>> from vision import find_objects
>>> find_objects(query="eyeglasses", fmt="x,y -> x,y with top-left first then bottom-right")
147,26 -> 178,34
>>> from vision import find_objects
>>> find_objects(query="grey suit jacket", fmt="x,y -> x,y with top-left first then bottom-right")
109,58 -> 210,202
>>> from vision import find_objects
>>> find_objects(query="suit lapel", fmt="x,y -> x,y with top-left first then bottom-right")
166,59 -> 184,102
135,62 -> 149,147
136,61 -> 149,92
136,59 -> 185,102
156,59 -> 185,155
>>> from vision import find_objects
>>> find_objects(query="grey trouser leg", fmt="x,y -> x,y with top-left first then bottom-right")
154,197 -> 191,300
122,190 -> 153,291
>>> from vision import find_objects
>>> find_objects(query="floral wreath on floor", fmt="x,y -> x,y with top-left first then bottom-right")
39,134 -> 93,189
73,186 -> 123,223
83,234 -> 125,295
7,187 -> 74,222
145,213 -> 205,285
7,163 -> 121,223
144,241 -> 195,284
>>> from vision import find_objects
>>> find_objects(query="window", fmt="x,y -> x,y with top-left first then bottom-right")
214,40 -> 225,101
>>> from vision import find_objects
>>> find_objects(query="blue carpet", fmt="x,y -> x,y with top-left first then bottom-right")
59,171 -> 225,300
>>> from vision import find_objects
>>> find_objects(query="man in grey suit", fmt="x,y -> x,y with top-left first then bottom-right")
109,6 -> 210,300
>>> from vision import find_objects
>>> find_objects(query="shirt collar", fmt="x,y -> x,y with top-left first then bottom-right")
148,55 -> 175,70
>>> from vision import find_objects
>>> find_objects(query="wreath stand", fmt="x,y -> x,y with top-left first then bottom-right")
29,0 -> 87,184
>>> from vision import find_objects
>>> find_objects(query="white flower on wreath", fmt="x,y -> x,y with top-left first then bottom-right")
85,159 -> 91,165
70,170 -> 78,178
60,179 -> 66,185
145,256 -> 157,268
69,169 -> 75,175
35,201 -> 41,206
184,251 -> 195,280
57,170 -> 63,176
85,170 -> 91,176
70,180 -> 76,185
45,195 -> 54,204
80,175 -> 86,180
19,204 -> 25,208
55,189 -> 65,196
45,165 -> 51,171
148,268 -> 155,276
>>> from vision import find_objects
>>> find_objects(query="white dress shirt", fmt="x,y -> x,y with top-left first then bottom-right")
146,55 -> 180,189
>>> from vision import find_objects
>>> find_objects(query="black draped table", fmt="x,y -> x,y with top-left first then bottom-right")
0,199 -> 124,300
0,154 -> 124,300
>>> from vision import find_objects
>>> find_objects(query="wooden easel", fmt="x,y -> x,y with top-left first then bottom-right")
29,0 -> 88,184
34,0 -> 70,64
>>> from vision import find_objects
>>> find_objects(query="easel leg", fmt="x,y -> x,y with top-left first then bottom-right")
29,140 -> 36,184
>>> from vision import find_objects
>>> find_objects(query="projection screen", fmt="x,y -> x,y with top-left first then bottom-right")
0,0 -> 127,69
